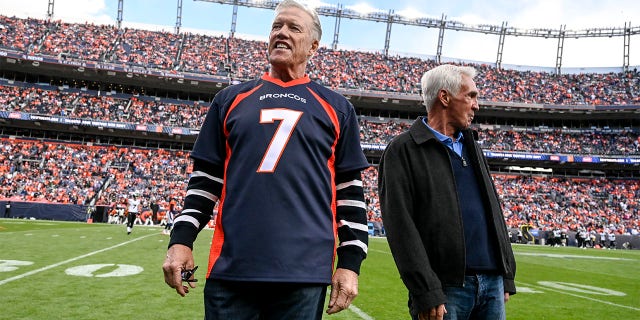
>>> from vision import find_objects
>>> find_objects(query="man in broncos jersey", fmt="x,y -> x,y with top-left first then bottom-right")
162,1 -> 370,319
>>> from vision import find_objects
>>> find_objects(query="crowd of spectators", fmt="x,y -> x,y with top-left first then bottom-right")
494,174 -> 639,236
38,21 -> 119,61
2,83 -> 639,155
1,137 -> 637,235
0,137 -> 190,219
0,83 -> 207,128
1,15 -> 639,105
1,15 -> 639,237
477,127 -> 640,156
359,118 -> 640,155
0,138 -> 108,204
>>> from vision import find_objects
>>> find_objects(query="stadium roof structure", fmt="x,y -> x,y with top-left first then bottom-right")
195,0 -> 639,74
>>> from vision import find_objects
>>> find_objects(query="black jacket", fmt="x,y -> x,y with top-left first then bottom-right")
378,117 -> 516,314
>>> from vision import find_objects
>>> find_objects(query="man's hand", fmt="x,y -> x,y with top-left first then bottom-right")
162,244 -> 196,297
418,304 -> 447,320
326,268 -> 359,314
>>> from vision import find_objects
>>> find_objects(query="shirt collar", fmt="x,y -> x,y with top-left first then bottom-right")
422,117 -> 464,144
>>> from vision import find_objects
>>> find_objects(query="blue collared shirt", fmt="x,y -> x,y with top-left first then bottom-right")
422,118 -> 464,157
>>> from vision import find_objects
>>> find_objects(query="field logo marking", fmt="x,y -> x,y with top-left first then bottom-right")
512,286 -> 544,294
65,264 -> 144,278
538,281 -> 626,296
517,280 -> 640,312
0,260 -> 34,272
0,233 -> 156,286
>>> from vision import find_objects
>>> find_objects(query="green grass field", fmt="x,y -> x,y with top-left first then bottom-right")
1,219 -> 638,319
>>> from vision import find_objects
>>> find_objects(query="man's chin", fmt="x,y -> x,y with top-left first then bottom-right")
268,56 -> 289,66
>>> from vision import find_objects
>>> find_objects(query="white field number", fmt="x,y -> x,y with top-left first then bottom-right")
0,260 -> 142,278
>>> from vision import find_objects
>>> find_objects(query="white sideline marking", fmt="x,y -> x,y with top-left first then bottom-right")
0,233 -> 156,286
516,281 -> 640,311
516,252 -> 634,261
326,292 -> 375,320
349,304 -> 375,320
369,249 -> 391,255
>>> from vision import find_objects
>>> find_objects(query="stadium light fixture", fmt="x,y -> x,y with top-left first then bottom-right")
395,8 -> 427,21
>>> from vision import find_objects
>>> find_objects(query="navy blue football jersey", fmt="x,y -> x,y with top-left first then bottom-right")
191,73 -> 369,283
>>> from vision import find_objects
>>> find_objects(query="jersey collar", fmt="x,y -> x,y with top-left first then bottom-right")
262,73 -> 311,87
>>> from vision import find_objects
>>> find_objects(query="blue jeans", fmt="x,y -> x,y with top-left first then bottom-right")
443,274 -> 505,320
203,279 -> 327,320
411,274 -> 505,320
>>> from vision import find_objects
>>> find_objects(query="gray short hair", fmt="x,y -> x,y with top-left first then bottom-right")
420,64 -> 477,112
275,0 -> 322,42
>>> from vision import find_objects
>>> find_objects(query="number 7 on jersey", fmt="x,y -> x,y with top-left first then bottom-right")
257,108 -> 303,173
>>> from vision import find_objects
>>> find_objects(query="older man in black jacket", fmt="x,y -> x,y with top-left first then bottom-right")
378,64 -> 516,320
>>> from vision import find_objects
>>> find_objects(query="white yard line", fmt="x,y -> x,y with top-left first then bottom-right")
0,233 -> 157,286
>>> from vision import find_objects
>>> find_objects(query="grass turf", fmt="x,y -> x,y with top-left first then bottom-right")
1,219 -> 638,319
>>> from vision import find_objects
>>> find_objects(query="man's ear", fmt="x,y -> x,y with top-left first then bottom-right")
439,89 -> 450,106
308,39 -> 319,57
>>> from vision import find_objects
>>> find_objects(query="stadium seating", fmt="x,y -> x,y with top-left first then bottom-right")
1,137 -> 638,235
1,15 -> 639,105
0,14 -> 638,237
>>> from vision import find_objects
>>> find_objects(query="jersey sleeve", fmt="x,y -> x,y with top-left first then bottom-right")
189,89 -> 230,166
335,169 -> 368,274
334,100 -> 369,173
168,158 -> 223,249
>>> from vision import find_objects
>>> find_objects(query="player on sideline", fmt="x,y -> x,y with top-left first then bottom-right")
162,1 -> 369,318
126,192 -> 141,235
163,198 -> 177,235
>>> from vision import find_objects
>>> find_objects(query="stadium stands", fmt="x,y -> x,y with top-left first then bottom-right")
0,14 -> 638,238
1,15 -> 639,104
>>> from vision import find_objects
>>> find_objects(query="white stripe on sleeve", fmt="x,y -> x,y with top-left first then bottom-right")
174,214 -> 201,229
186,189 -> 217,202
339,240 -> 368,254
338,220 -> 369,232
336,179 -> 363,190
337,199 -> 366,209
191,170 -> 223,184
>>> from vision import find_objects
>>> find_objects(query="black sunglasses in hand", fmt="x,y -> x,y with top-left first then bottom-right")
181,266 -> 198,283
